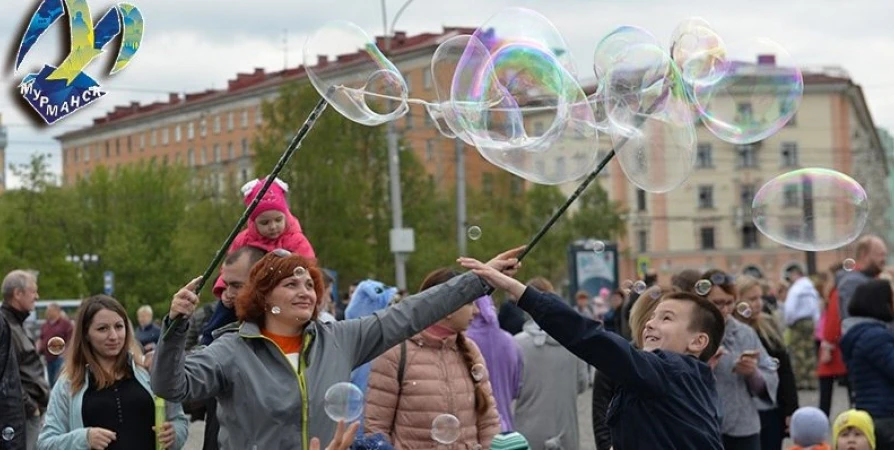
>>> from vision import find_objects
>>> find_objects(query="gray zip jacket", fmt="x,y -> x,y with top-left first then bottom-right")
151,272 -> 487,450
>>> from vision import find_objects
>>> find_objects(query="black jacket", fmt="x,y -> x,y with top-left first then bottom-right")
517,287 -> 723,450
758,334 -> 799,424
0,315 -> 25,450
0,305 -> 48,417
591,369 -> 616,450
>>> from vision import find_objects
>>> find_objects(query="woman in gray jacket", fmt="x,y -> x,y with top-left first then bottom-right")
151,247 -> 520,450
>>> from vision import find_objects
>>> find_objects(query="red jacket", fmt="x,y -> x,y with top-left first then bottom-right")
212,213 -> 315,297
817,288 -> 847,377
39,317 -> 73,363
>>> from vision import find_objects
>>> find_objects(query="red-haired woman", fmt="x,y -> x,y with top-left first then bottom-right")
151,248 -> 521,450
364,268 -> 501,448
38,295 -> 188,450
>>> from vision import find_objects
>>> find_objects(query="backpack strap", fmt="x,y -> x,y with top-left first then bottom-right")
391,340 -> 408,431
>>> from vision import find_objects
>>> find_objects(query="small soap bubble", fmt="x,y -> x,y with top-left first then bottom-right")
47,336 -> 66,356
710,273 -> 726,286
470,363 -> 485,382
695,279 -> 712,296
633,280 -> 647,294
431,414 -> 461,444
1,427 -> 13,441
294,267 -> 307,277
323,382 -> 364,422
736,302 -> 753,318
271,306 -> 281,315
767,358 -> 780,371
590,240 -> 606,253
843,258 -> 856,272
621,280 -> 634,291
467,226 -> 482,241
649,289 -> 661,300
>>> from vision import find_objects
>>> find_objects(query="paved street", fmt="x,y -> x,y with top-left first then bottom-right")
183,383 -> 851,449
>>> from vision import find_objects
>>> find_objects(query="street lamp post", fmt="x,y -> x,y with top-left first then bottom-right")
381,0 -> 417,291
65,253 -> 100,295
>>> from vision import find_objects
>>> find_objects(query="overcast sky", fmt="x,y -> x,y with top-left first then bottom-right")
2,0 -> 892,188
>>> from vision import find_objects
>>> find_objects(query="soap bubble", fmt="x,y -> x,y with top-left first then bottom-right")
470,363 -> 485,382
767,358 -> 780,371
736,302 -> 753,318
649,288 -> 662,300
695,279 -> 712,296
271,306 -> 281,315
1,427 -> 12,441
843,258 -> 857,272
669,17 -> 727,86
324,382 -> 364,422
431,413 -> 461,444
688,38 -> 802,144
294,267 -> 307,277
304,21 -> 408,126
710,273 -> 727,286
467,226 -> 482,240
633,280 -> 647,294
583,239 -> 606,253
751,168 -> 868,251
447,8 -> 601,185
47,336 -> 66,356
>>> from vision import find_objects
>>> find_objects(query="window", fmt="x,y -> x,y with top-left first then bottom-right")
424,112 -> 432,126
105,141 -> 110,157
227,112 -> 234,131
84,146 -> 90,162
241,138 -> 250,156
535,159 -> 546,176
781,142 -> 799,167
227,142 -> 234,160
150,129 -> 157,147
188,122 -> 195,140
637,230 -> 648,253
736,102 -> 753,124
255,106 -> 263,126
555,157 -> 566,180
127,136 -> 132,152
510,178 -> 523,196
425,140 -> 434,162
200,146 -> 206,165
213,144 -> 221,163
740,184 -> 756,207
73,148 -> 78,162
736,144 -> 757,168
405,111 -> 413,129
784,224 -> 802,241
698,185 -> 714,209
783,184 -> 800,207
597,151 -> 610,176
214,115 -> 221,134
116,139 -> 120,155
187,148 -> 195,166
175,125 -> 182,142
533,121 -> 545,136
742,225 -> 760,249
700,227 -> 716,250
241,167 -> 250,184
423,69 -> 432,89
162,128 -> 169,145
636,189 -> 647,212
139,133 -> 145,150
482,173 -> 494,195
200,118 -> 207,137
696,143 -> 713,168
241,110 -> 248,128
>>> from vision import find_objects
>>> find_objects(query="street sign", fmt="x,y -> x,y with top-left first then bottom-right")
103,271 -> 114,296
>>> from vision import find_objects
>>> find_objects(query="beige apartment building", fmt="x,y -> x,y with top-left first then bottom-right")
0,114 -> 6,194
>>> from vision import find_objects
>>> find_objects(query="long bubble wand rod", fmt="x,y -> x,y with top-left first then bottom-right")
516,91 -> 669,262
163,93 -> 331,339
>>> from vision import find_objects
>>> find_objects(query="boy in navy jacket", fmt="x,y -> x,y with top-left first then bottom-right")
459,257 -> 725,450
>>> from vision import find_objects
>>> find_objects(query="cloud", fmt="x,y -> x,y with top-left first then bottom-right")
1,0 -> 892,188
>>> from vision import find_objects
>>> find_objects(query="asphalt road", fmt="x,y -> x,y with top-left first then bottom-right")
183,385 -> 851,449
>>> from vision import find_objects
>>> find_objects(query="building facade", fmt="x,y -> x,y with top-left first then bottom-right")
880,127 -> 894,246
0,113 -> 6,193
56,28 -> 504,197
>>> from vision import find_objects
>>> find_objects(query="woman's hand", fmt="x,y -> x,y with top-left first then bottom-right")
458,256 -> 526,299
309,421 -> 360,450
153,422 -> 176,449
86,427 -> 116,450
169,277 -> 203,320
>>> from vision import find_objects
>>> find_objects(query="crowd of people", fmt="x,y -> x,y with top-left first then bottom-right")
0,178 -> 893,450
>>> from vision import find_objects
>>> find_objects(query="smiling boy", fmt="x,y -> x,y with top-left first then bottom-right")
459,257 -> 725,450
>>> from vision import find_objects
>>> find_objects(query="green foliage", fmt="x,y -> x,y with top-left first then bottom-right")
0,83 -> 625,320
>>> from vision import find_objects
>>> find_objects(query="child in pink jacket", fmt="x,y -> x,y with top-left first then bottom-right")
212,177 -> 315,298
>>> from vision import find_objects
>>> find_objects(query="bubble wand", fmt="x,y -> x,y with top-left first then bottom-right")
162,91 -> 332,339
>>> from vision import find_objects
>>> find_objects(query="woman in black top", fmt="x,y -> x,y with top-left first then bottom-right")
38,295 -> 189,450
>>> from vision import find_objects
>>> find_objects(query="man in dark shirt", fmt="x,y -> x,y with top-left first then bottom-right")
459,257 -> 725,450
0,314 -> 26,450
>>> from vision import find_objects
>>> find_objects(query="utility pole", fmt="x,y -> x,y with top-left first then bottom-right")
802,174 -> 817,275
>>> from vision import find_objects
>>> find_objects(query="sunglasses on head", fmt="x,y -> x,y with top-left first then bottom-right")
710,272 -> 736,286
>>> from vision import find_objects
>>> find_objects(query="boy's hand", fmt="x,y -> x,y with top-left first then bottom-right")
458,257 -> 526,299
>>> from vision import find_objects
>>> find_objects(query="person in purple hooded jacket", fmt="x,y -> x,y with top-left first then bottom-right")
466,295 -> 524,432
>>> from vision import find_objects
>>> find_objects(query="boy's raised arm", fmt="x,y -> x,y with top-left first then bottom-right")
516,286 -> 666,395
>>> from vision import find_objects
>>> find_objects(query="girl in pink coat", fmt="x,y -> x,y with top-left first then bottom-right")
212,177 -> 315,298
